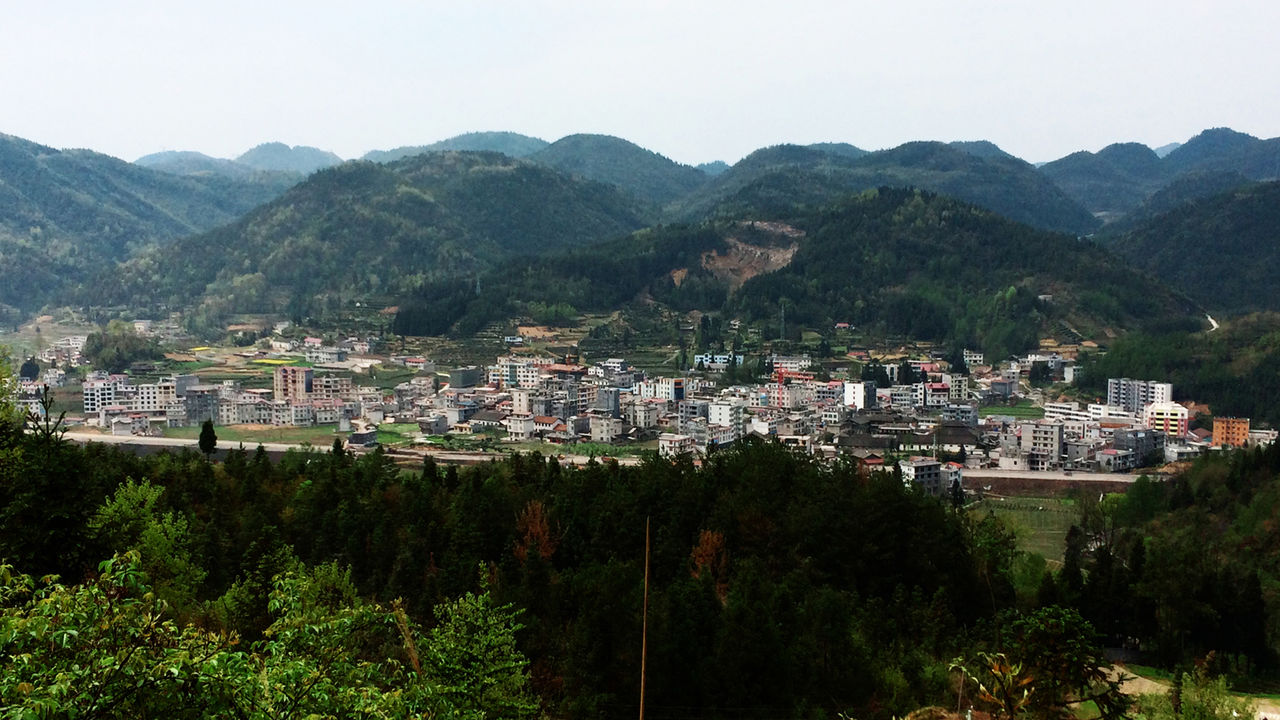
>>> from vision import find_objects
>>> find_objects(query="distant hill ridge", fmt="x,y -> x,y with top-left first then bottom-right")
235,142 -> 344,174
361,131 -> 549,163
1038,127 -> 1280,221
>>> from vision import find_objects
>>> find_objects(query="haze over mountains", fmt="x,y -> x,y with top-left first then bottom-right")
3,125 -> 1279,343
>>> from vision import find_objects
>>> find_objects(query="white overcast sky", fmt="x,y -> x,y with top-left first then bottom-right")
2,1 -> 1277,165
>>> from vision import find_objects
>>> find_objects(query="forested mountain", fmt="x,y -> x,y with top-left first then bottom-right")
235,142 -> 344,174
395,187 -> 1196,357
671,142 -> 1101,234
1037,128 -> 1280,222
1102,170 -> 1253,233
102,151 -> 650,329
1106,181 -> 1280,314
528,134 -> 710,207
361,131 -> 549,163
0,133 -> 296,314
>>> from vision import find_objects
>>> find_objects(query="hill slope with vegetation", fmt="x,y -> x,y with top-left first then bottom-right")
395,187 -> 1196,357
0,133 -> 296,316
1106,181 -> 1280,314
102,151 -> 650,331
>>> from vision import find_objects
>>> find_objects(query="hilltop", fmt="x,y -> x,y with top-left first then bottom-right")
528,133 -> 710,207
361,131 -> 549,163
235,142 -> 344,174
1038,127 -> 1280,221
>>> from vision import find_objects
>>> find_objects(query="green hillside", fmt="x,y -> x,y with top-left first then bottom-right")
528,133 -> 710,207
361,131 -> 549,163
0,133 -> 296,314
395,187 -> 1195,357
672,142 -> 1101,234
1107,181 -> 1280,314
102,151 -> 650,329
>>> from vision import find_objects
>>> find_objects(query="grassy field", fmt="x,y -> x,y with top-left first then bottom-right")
375,423 -> 421,446
972,496 -> 1077,563
164,424 -> 340,447
980,399 -> 1046,419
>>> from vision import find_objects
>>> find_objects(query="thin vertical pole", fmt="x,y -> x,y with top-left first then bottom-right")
639,516 -> 651,720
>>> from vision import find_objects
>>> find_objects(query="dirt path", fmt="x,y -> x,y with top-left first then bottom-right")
1114,666 -> 1280,719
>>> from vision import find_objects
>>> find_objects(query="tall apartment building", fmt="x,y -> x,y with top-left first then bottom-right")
274,366 -> 314,403
1107,378 -> 1172,414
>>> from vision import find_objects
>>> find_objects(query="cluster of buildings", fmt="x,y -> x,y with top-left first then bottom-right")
991,378 -> 1276,473
81,366 -> 389,439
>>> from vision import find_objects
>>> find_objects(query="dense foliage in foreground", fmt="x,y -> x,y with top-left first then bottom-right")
3,397 -> 1278,716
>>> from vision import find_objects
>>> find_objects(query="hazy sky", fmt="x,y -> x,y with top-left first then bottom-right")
3,1 -> 1278,165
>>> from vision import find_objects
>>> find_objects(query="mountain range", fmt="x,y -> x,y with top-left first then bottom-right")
97,152 -> 650,330
4,125 -> 1279,347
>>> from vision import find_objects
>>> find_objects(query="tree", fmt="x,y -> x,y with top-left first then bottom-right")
198,420 -> 217,458
18,356 -> 39,380
1134,668 -> 1254,720
0,553 -> 537,718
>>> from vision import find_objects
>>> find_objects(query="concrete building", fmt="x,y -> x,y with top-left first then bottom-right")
900,457 -> 943,496
843,380 -> 877,410
274,366 -> 314,403
1213,417 -> 1251,448
658,433 -> 696,458
1143,401 -> 1189,438
1020,420 -> 1065,471
1107,378 -> 1173,414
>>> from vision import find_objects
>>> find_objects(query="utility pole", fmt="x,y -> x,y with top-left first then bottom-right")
639,516 -> 651,720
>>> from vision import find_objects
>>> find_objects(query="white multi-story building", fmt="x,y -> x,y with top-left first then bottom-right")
1020,420 -> 1065,470
708,398 -> 747,439
843,380 -> 877,410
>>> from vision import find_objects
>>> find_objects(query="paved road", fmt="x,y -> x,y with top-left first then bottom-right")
64,432 -> 645,467
963,468 -> 1142,483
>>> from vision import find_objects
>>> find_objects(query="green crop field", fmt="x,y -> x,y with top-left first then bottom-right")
971,496 -> 1077,563
165,424 -> 340,447
980,399 -> 1045,419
